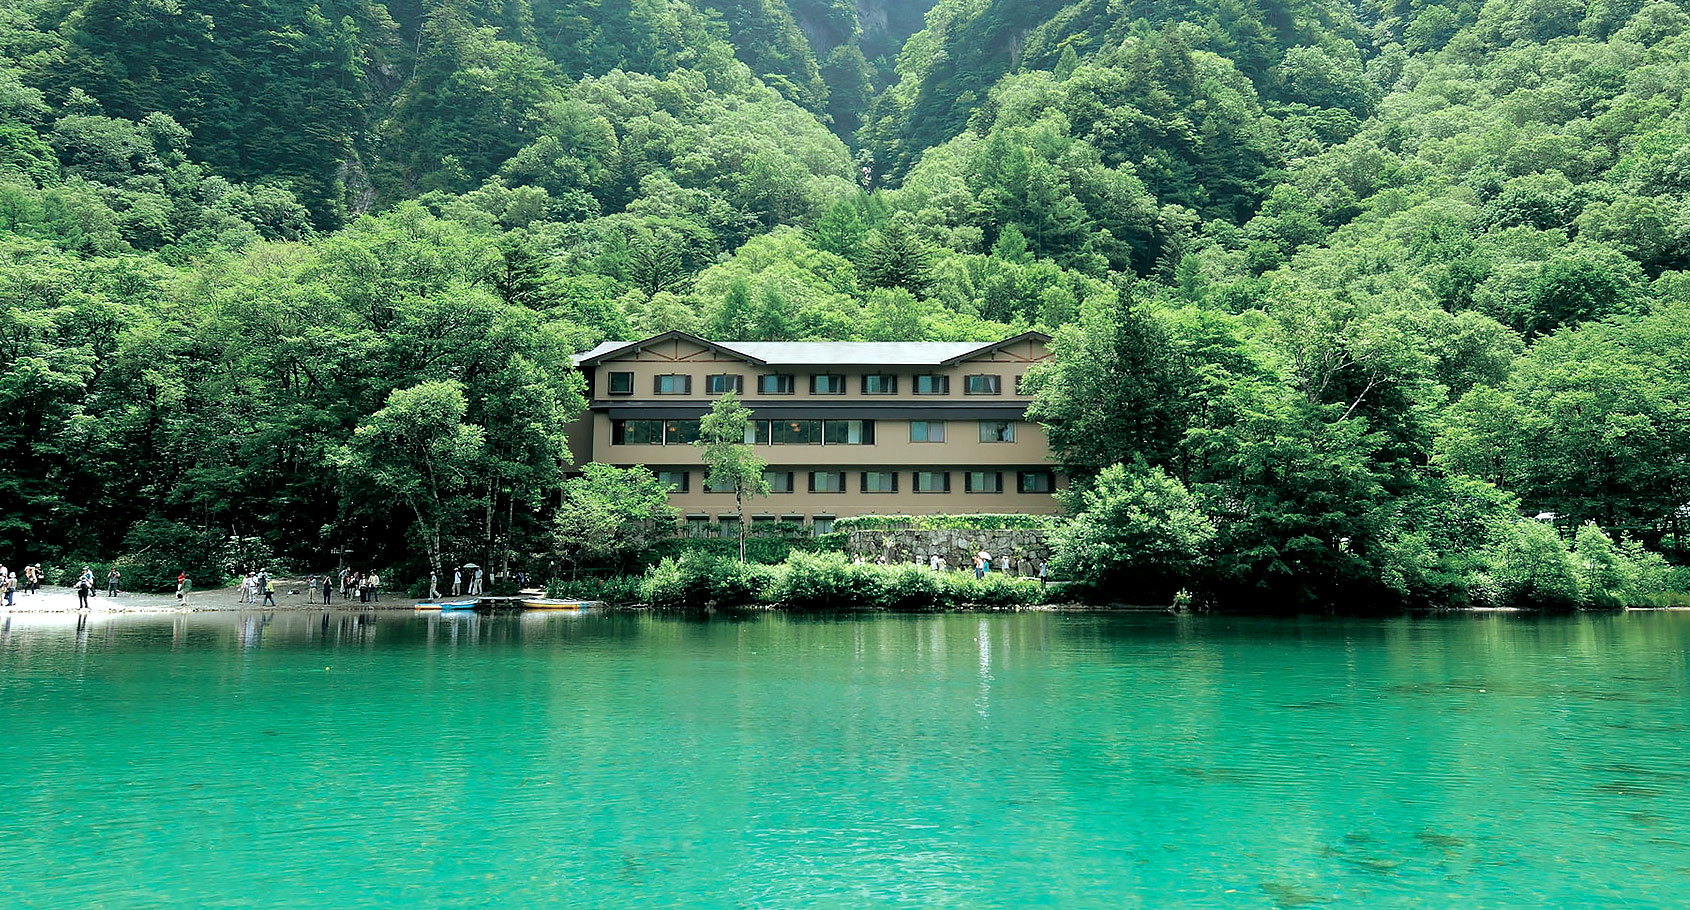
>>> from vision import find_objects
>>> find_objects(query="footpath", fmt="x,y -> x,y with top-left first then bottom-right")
0,582 -> 414,613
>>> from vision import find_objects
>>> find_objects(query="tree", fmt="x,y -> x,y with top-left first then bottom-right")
1050,463 -> 1214,598
860,220 -> 934,296
694,392 -> 769,562
1023,287 -> 1186,476
333,381 -> 486,584
554,464 -> 680,576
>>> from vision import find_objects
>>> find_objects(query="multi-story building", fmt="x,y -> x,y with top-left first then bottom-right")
568,330 -> 1064,534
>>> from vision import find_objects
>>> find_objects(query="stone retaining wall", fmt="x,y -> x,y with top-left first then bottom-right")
844,528 -> 1051,576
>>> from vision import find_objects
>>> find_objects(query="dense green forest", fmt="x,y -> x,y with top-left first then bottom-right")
1,0 -> 1686,606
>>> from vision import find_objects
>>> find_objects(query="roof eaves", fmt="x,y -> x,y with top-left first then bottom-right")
939,330 -> 1055,366
574,331 -> 768,367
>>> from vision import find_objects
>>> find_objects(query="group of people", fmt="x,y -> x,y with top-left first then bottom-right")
845,550 -> 1049,584
0,564 -> 43,606
237,571 -> 277,606
0,563 -> 38,606
428,565 -> 484,599
337,570 -> 381,603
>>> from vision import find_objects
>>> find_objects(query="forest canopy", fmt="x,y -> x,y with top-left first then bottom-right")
1,0 -> 1687,607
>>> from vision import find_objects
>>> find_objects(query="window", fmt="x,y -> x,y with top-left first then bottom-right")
611,419 -> 663,445
705,476 -> 739,493
979,420 -> 1016,443
823,420 -> 874,445
706,374 -> 744,395
1013,374 -> 1026,395
758,374 -> 795,395
656,471 -> 690,493
812,516 -> 836,534
809,471 -> 847,493
684,515 -> 711,538
751,516 -> 779,536
910,420 -> 945,443
964,374 -> 1002,395
764,471 -> 795,493
744,420 -> 772,445
773,419 -> 821,445
913,471 -> 950,493
861,471 -> 898,493
717,516 -> 741,537
654,374 -> 691,395
966,471 -> 1004,493
1018,471 -> 1054,493
862,375 -> 897,395
607,371 -> 634,395
913,374 -> 950,395
810,374 -> 846,395
663,419 -> 701,445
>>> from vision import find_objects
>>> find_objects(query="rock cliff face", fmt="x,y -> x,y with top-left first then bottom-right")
844,528 -> 1051,576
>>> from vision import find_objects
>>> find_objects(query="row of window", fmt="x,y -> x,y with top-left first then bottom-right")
684,515 -> 836,536
655,470 -> 1054,494
606,371 -> 1020,397
612,419 -> 1017,446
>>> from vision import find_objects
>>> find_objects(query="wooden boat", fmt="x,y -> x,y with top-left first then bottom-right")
520,599 -> 593,611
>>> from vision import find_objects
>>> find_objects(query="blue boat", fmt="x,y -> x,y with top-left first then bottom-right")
416,600 -> 478,611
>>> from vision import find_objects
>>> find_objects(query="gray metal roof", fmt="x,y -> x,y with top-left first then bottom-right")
572,336 -> 1024,367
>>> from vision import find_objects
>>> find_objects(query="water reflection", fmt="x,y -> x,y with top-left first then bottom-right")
1,610 -> 1688,909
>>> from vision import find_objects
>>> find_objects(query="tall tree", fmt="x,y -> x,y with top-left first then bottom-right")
694,391 -> 769,561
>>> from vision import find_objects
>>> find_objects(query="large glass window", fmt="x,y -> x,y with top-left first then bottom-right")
764,471 -> 795,493
862,375 -> 897,395
966,471 -> 1004,493
684,515 -> 711,538
657,471 -> 690,493
706,374 -> 743,395
757,374 -> 795,395
910,420 -> 945,443
913,471 -> 950,493
964,374 -> 1002,395
744,420 -> 772,445
913,374 -> 950,395
663,419 -> 701,445
979,420 -> 1016,443
1018,471 -> 1054,493
810,374 -> 846,395
607,371 -> 634,395
654,374 -> 691,395
809,471 -> 846,493
772,419 -> 822,445
611,419 -> 663,445
823,420 -> 874,445
812,516 -> 836,534
861,471 -> 898,493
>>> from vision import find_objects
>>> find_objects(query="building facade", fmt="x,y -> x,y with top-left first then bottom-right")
569,331 -> 1064,534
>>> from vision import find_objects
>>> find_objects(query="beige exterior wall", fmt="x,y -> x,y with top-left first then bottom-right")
572,335 -> 1064,524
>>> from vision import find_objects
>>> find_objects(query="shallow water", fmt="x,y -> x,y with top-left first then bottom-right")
2,609 -> 1688,907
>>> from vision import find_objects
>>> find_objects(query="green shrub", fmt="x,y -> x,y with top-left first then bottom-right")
549,574 -> 644,605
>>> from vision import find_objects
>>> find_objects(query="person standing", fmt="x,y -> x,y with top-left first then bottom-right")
452,568 -> 462,596
929,553 -> 941,572
107,567 -> 121,597
262,574 -> 276,607
175,572 -> 187,606
306,574 -> 317,604
369,571 -> 380,603
75,572 -> 91,610
1038,560 -> 1048,587
4,571 -> 14,607
429,570 -> 441,599
997,553 -> 1010,575
321,574 -> 333,606
472,567 -> 484,596
977,550 -> 992,577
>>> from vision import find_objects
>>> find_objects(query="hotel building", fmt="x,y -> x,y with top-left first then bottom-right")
568,331 -> 1064,534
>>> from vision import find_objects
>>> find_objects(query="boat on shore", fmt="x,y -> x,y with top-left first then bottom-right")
416,600 -> 478,611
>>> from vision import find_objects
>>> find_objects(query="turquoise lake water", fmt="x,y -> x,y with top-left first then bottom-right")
2,609 -> 1688,908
